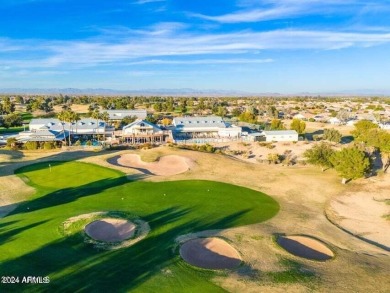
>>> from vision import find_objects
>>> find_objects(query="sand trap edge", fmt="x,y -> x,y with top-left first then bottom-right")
179,237 -> 242,270
61,211 -> 150,250
276,234 -> 335,261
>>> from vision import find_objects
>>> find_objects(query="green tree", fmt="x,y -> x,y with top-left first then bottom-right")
24,141 -> 39,150
3,113 -> 23,128
351,120 -> 378,143
145,115 -> 158,124
290,119 -> 306,134
2,97 -> 15,114
270,119 -> 285,130
267,106 -> 278,118
323,128 -> 342,143
6,137 -> 18,150
57,110 -> 68,143
239,111 -> 256,123
330,147 -> 371,184
364,129 -> 390,172
100,111 -> 110,141
91,109 -> 101,141
231,107 -> 242,117
153,103 -> 162,112
216,106 -> 227,117
120,115 -> 137,128
303,142 -> 335,171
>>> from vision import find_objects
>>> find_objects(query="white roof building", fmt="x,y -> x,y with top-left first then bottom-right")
121,119 -> 164,144
29,118 -> 107,134
263,130 -> 299,142
123,119 -> 163,136
173,116 -> 242,138
106,109 -> 147,120
328,117 -> 341,125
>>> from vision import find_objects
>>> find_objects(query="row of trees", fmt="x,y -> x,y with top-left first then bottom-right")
0,113 -> 23,128
304,120 -> 390,183
304,142 -> 370,184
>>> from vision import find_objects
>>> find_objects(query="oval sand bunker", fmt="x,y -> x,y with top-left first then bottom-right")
180,238 -> 242,270
85,218 -> 136,242
278,236 -> 334,261
113,154 -> 191,176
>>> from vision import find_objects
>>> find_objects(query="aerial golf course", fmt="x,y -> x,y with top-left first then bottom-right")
0,161 -> 279,292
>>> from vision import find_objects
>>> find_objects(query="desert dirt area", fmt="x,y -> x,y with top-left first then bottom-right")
1,145 -> 390,292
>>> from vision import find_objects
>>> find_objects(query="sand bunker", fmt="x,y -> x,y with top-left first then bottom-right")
110,154 -> 192,176
180,238 -> 242,270
85,218 -> 136,242
277,235 -> 334,261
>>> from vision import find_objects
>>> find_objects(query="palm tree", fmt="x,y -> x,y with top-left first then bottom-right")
67,110 -> 79,146
100,111 -> 110,141
57,110 -> 68,146
91,109 -> 101,141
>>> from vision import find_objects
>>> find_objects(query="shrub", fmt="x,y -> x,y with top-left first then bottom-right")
24,141 -> 38,150
43,141 -> 55,150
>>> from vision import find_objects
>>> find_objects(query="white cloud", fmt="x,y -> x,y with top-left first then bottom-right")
125,58 -> 274,65
1,28 -> 390,70
133,0 -> 165,5
192,0 -> 373,23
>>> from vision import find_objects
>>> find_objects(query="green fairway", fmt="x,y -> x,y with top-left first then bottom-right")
0,161 -> 279,292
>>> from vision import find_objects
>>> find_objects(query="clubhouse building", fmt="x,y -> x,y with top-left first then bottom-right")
172,116 -> 242,142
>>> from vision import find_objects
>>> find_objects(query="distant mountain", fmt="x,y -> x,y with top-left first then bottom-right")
0,88 -> 252,97
0,87 -> 389,97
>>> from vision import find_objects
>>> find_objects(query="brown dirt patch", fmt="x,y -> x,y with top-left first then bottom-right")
326,176 -> 390,251
85,218 -> 136,242
180,237 -> 242,270
111,154 -> 193,176
277,235 -> 334,261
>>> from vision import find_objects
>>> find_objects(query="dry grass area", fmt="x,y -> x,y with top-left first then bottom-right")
53,104 -> 90,113
304,121 -> 355,136
213,140 -> 314,163
1,145 -> 390,292
326,175 -> 390,251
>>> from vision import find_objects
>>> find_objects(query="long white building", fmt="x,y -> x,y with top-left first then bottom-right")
263,130 -> 299,142
172,116 -> 242,140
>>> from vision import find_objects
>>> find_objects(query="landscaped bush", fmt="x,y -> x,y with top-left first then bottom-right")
43,141 -> 56,150
24,141 -> 38,150
171,143 -> 216,153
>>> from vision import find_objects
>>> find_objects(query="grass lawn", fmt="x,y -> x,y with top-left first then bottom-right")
0,161 -> 279,292
0,126 -> 24,135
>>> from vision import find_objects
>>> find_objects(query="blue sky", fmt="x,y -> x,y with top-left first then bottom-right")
1,0 -> 390,93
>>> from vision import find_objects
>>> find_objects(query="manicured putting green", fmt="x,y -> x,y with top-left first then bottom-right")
0,161 -> 279,292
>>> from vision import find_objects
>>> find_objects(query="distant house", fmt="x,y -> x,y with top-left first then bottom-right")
328,117 -> 341,125
346,119 -> 358,126
263,130 -> 299,142
293,113 -> 306,120
120,119 -> 164,144
379,123 -> 390,130
172,116 -> 242,140
106,110 -> 147,121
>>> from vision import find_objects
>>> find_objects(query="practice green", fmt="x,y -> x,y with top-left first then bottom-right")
0,161 -> 279,292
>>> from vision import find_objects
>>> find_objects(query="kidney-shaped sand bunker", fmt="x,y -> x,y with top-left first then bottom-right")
180,237 -> 242,270
85,218 -> 136,242
277,235 -> 334,261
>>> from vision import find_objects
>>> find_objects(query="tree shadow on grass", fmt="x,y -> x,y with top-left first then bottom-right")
0,149 -> 125,177
6,175 -> 136,217
0,220 -> 49,246
107,155 -> 155,175
0,207 -> 250,292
